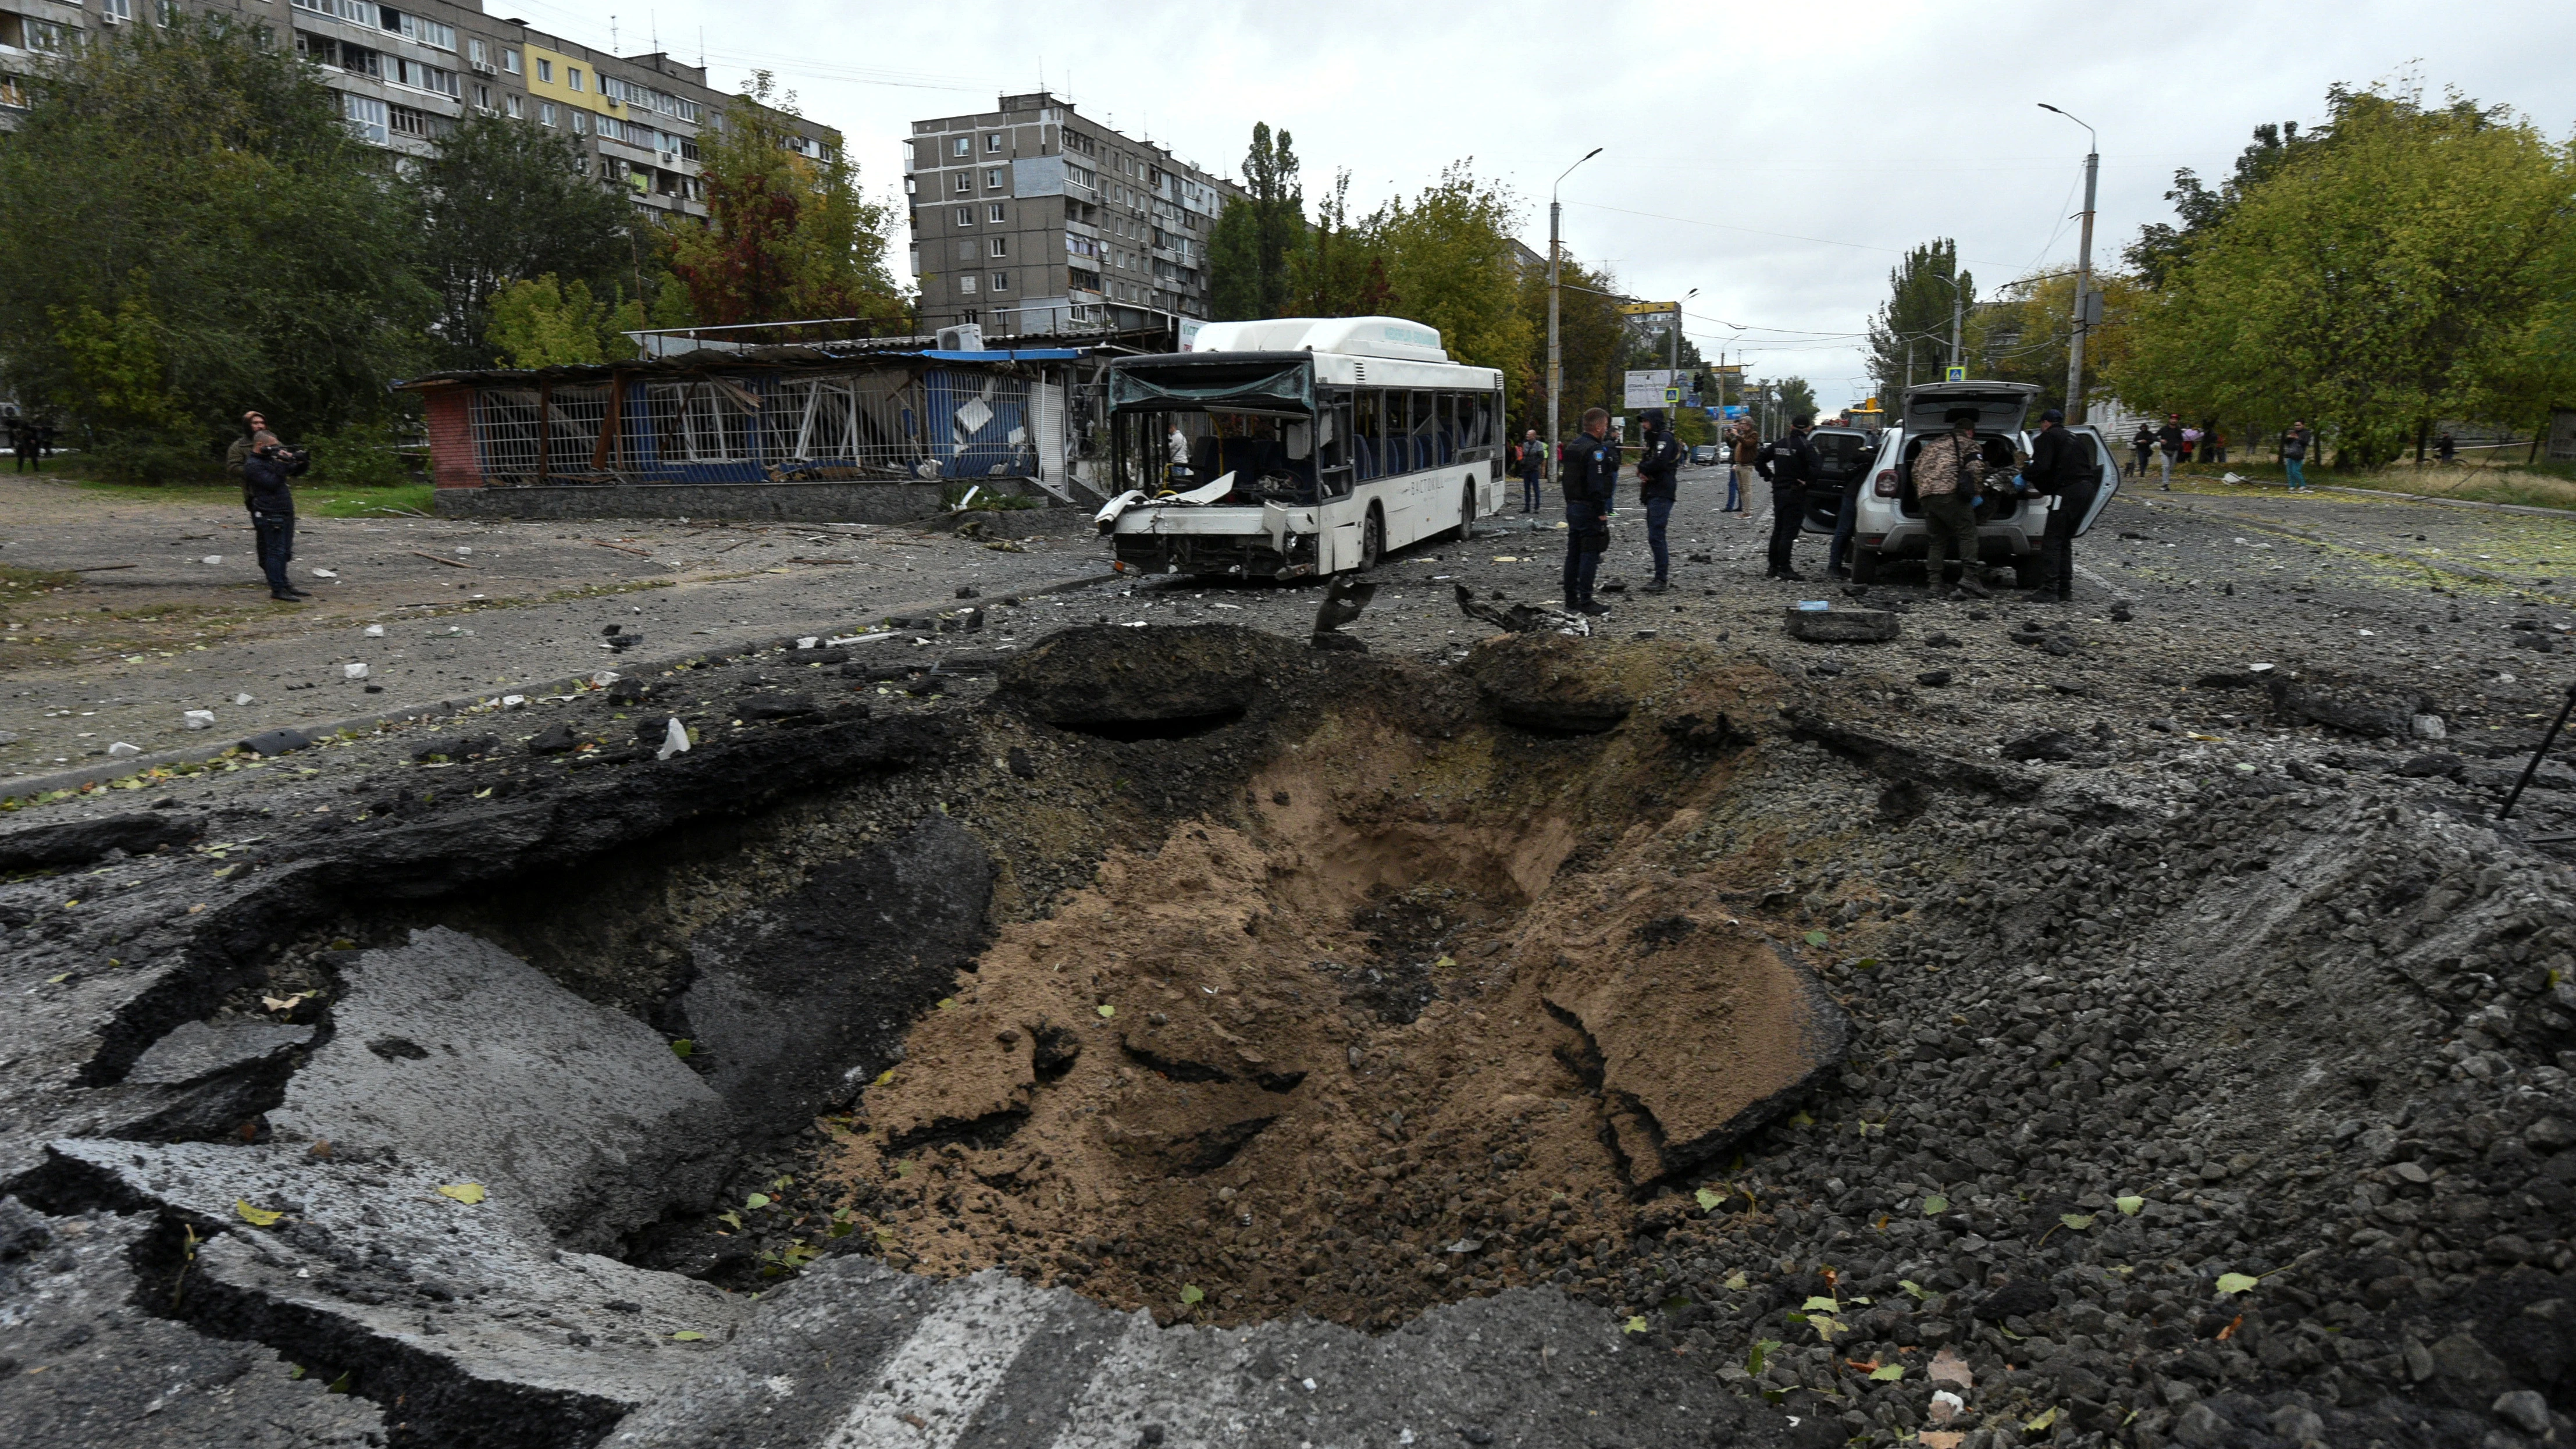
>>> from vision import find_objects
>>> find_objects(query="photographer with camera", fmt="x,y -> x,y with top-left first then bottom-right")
239,426 -> 311,603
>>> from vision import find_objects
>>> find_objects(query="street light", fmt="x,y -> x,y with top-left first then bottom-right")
1547,146 -> 1603,468
1670,287 -> 1699,375
2039,103 -> 2100,423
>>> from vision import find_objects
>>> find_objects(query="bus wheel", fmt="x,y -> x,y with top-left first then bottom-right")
1453,484 -> 1476,542
1850,546 -> 1880,585
1358,507 -> 1385,572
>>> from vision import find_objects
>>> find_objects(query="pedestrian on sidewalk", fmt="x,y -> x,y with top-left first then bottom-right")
2023,407 -> 2096,602
1914,409 -> 1989,597
1752,414 -> 1819,581
2208,426 -> 2229,465
2156,414 -> 2183,489
2281,421 -> 2311,492
2130,423 -> 2154,479
2436,431 -> 2456,465
1558,408 -> 1619,616
8,416 -> 35,474
241,435 -> 311,602
1634,409 -> 1683,593
1517,428 -> 1545,512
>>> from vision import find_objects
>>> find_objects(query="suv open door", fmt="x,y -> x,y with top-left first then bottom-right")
2064,425 -> 2121,536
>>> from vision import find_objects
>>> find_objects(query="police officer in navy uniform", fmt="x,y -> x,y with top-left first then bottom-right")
2022,407 -> 2097,601
1559,407 -> 1619,615
1752,414 -> 1820,580
1634,408 -> 1684,593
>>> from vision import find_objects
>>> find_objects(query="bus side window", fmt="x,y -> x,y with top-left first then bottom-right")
1353,391 -> 1381,480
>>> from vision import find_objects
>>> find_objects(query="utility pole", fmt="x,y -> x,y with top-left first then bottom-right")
1950,288 -> 1962,371
1547,147 -> 1602,468
2041,104 -> 2101,423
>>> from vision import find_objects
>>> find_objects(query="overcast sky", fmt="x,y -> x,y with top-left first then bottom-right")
509,0 -> 2575,410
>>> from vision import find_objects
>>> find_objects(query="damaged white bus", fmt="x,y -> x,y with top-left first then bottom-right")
1093,316 -> 1506,579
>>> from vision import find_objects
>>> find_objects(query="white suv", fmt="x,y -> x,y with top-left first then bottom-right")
1846,380 -> 2120,587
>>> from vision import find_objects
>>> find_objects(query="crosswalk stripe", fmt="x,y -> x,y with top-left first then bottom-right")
818,1273 -> 1049,1449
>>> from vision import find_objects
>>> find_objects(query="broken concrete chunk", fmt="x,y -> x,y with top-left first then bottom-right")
2268,674 -> 2428,738
240,727 -> 313,758
265,927 -> 736,1252
0,1200 -> 387,1447
127,1017 -> 315,1087
526,721 -> 578,754
27,1138 -> 744,1449
1782,606 -> 1900,643
0,810 -> 199,872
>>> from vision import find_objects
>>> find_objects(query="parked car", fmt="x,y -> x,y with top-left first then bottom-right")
1688,443 -> 1723,465
1843,381 -> 2120,587
1798,425 -> 1883,532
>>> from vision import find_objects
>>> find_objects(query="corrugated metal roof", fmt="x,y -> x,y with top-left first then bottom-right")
391,327 -> 1168,390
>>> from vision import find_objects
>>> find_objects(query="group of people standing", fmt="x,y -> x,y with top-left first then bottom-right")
1515,403 -> 2103,615
225,409 -> 312,601
2129,415 -> 2314,491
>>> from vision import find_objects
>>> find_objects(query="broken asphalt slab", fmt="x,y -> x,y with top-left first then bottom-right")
608,1259 -> 1786,1449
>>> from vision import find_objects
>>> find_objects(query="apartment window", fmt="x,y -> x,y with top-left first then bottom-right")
990,272 -> 1009,292
536,58 -> 552,83
989,237 -> 1007,258
1065,235 -> 1098,259
503,49 -> 521,74
959,275 -> 978,296
566,66 -> 582,92
17,16 -> 66,51
985,133 -> 1002,152
950,136 -> 968,158
953,207 -> 972,226
986,203 -> 1006,223
505,94 -> 522,119
572,110 -> 588,136
160,0 -> 183,22
540,102 -> 557,126
473,83 -> 490,110
290,0 -> 372,22
0,74 -> 23,110
101,0 -> 134,22
469,38 -> 489,67
341,92 -> 390,145
951,173 -> 969,195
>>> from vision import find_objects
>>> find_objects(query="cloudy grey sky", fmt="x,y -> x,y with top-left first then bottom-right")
508,0 -> 2575,410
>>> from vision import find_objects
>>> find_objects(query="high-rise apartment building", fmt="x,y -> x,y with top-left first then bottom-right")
906,91 -> 1240,336
0,0 -> 839,223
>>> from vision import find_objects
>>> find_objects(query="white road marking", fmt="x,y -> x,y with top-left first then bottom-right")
1042,1312 -> 1254,1448
819,1273 -> 1047,1449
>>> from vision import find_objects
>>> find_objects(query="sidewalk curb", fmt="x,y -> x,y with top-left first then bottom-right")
0,571 -> 1121,807
2126,495 -> 2558,593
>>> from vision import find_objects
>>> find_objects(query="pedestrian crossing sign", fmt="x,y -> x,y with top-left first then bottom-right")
1663,387 -> 1682,404
1944,366 -> 1966,382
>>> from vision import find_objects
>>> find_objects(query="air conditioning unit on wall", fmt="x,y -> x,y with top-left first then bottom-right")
936,323 -> 985,353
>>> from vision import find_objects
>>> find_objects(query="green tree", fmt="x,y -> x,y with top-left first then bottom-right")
1866,240 -> 1974,405
487,275 -> 633,367
2124,120 -> 2325,289
1515,254 -> 1626,437
1769,376 -> 1819,423
1208,123 -> 1305,320
414,112 -> 638,368
1961,270 -> 2150,416
0,16 -> 430,467
2114,86 -> 2573,467
667,72 -> 906,330
1357,163 -> 1533,394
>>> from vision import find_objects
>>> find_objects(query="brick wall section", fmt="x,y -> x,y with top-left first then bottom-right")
423,387 -> 482,490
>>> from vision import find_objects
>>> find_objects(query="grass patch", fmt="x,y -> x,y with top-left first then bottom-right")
305,483 -> 433,518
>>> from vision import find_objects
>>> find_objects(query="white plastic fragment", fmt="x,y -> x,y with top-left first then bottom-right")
502,694 -> 526,709
364,624 -> 384,637
182,710 -> 216,730
796,636 -> 819,649
108,742 -> 141,757
455,546 -> 473,556
201,555 -> 223,565
343,663 -> 369,680
234,692 -> 254,706
311,568 -> 337,579
590,670 -> 621,688
656,717 -> 690,760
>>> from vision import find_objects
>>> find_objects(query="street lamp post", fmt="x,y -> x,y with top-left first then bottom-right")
2040,104 -> 2100,424
1669,288 -> 1698,376
1548,147 -> 1602,471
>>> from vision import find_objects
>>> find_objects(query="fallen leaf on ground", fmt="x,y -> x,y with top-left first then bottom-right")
2214,1272 -> 2260,1296
435,1182 -> 486,1205
671,1330 -> 706,1341
234,1199 -> 284,1226
1927,1347 -> 1974,1389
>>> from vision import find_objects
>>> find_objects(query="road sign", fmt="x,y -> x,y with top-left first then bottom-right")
1663,387 -> 1683,405
1944,365 -> 1967,383
1617,301 -> 1682,316
1623,369 -> 1676,408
